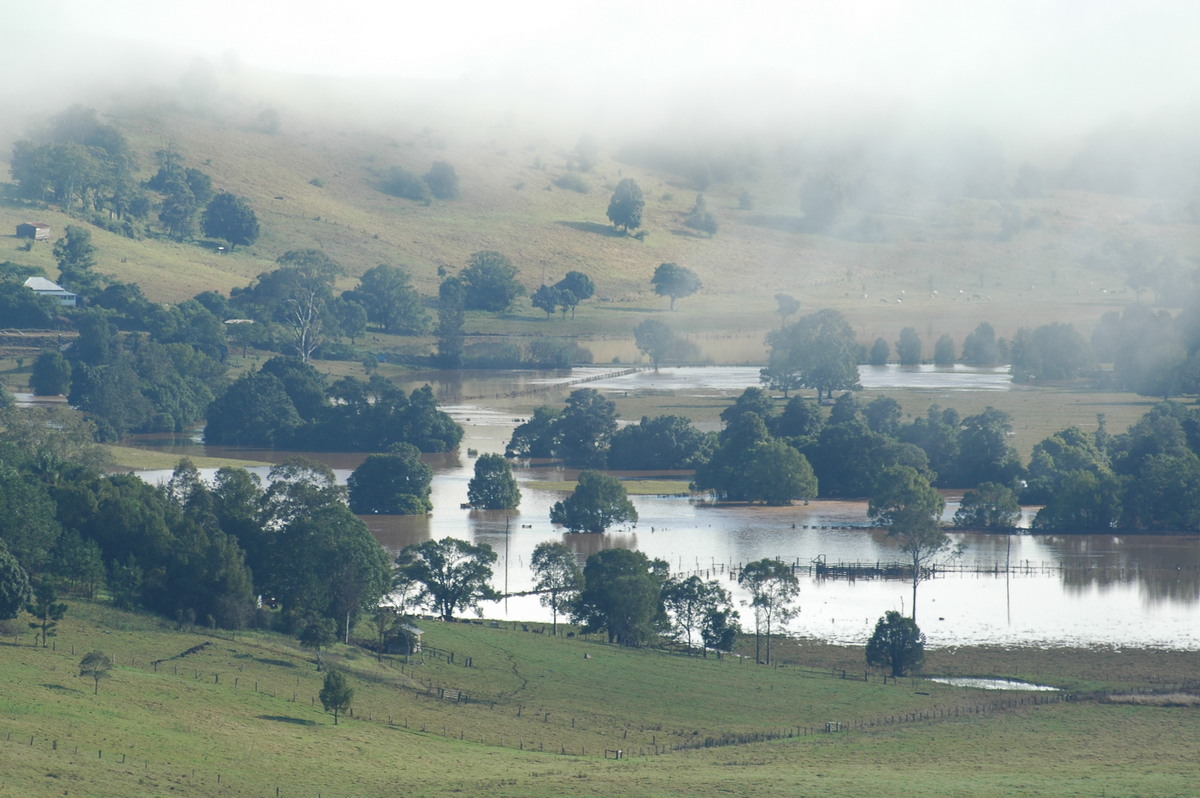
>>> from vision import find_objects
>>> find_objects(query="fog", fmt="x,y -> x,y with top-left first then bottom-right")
8,0 -> 1200,151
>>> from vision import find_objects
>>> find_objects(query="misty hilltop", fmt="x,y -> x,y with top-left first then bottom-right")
2,35 -> 1199,347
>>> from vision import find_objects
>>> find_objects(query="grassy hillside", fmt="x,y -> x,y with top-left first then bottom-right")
4,74 -> 1191,364
1,599 -> 1197,797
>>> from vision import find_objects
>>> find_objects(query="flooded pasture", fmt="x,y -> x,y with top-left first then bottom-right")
132,365 -> 1200,650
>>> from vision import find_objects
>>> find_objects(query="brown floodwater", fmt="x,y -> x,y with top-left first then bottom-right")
131,365 -> 1200,649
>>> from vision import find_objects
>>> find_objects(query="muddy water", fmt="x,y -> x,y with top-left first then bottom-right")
131,366 -> 1200,650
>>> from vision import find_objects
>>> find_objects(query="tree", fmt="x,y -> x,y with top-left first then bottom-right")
550,470 -> 638,534
800,171 -> 846,231
933,334 -> 956,366
201,192 -> 260,250
684,193 -> 718,236
26,582 -> 68,647
505,406 -> 562,458
424,161 -> 460,200
79,650 -> 113,694
53,225 -> 102,297
436,276 -> 466,367
606,178 -> 644,232
461,251 -> 525,312
962,322 -> 1002,366
650,263 -> 701,310
701,608 -> 739,656
741,440 -> 819,505
868,465 -> 955,622
158,177 -> 200,239
347,448 -> 433,515
530,542 -> 582,635
30,351 -> 71,396
0,543 -> 31,620
953,482 -> 1022,529
531,285 -> 564,319
738,559 -> 799,665
555,388 -> 617,467
299,616 -> 337,671
283,504 -> 391,639
762,309 -> 861,402
319,669 -> 354,724
607,415 -> 714,470
775,294 -> 800,328
554,271 -> 595,318
662,575 -> 733,654
956,407 -> 1023,487
865,611 -> 926,677
381,166 -> 431,203
896,327 -> 922,365
1011,323 -> 1094,383
467,453 -> 521,510
634,318 -> 679,370
573,548 -> 666,646
396,538 -> 500,621
346,264 -> 429,334
869,337 -> 890,366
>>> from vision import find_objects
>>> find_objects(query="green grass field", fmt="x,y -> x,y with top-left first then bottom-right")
1,599 -> 1196,797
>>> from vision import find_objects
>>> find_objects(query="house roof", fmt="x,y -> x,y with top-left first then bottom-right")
18,222 -> 50,228
24,276 -> 69,293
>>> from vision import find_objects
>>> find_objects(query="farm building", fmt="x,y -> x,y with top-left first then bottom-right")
385,622 -> 424,655
16,222 -> 50,241
23,276 -> 77,307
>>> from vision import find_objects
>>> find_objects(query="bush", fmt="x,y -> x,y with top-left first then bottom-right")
381,167 -> 431,203
554,173 -> 590,193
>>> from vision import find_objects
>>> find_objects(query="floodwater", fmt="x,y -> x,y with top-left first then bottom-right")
131,365 -> 1200,650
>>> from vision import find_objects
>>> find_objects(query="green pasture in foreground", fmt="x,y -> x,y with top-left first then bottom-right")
0,598 -> 1197,797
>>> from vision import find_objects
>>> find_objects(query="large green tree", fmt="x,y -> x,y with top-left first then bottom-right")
466,453 -> 521,510
53,225 -> 103,297
555,388 -> 618,467
550,470 -> 638,534
953,482 -> 1022,529
865,611 -> 926,677
201,192 -> 260,250
762,309 -> 861,402
26,581 -> 68,647
395,538 -> 500,621
345,264 -> 429,334
573,548 -> 667,646
461,251 -> 525,312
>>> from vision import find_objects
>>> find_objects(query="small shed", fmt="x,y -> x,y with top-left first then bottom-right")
23,276 -> 77,307
16,222 -> 50,241
385,622 -> 424,655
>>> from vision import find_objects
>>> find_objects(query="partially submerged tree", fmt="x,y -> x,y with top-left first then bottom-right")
953,482 -> 1021,529
347,447 -> 433,515
467,453 -> 521,510
550,470 -> 638,534
738,559 -> 799,665
865,611 -> 926,677
869,465 -> 958,622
